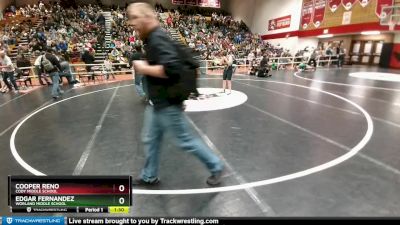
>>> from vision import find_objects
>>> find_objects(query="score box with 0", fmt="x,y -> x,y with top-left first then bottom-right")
9,176 -> 132,209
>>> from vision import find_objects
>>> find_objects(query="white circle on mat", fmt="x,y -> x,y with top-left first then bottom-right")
349,72 -> 400,83
184,88 -> 248,112
9,79 -> 374,195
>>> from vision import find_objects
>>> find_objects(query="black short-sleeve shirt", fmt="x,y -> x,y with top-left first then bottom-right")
143,26 -> 183,109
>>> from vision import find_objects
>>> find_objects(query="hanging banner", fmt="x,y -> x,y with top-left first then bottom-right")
342,11 -> 352,24
185,0 -> 198,5
376,0 -> 394,18
342,0 -> 356,10
301,0 -> 314,29
328,0 -> 341,12
208,0 -> 220,8
313,0 -> 326,28
359,0 -> 370,7
268,15 -> 291,31
198,0 -> 209,7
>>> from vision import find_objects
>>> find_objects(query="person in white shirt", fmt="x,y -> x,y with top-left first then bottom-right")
0,68 -> 5,92
38,1 -> 44,10
34,52 -> 52,85
0,51 -> 19,93
103,55 -> 114,80
247,51 -> 255,74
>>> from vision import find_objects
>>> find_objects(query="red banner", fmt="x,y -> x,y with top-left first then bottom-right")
328,0 -> 341,12
268,15 -> 291,31
359,0 -> 370,7
207,0 -> 220,8
185,0 -> 198,5
198,0 -> 209,7
342,0 -> 356,10
376,0 -> 394,17
313,0 -> 326,28
301,0 -> 314,29
390,44 -> 400,69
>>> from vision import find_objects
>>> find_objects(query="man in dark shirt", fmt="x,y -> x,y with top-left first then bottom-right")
257,54 -> 271,78
16,54 -> 33,87
127,2 -> 223,186
42,48 -> 63,99
81,50 -> 95,80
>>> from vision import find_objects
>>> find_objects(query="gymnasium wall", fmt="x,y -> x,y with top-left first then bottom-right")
267,37 -> 319,55
227,0 -> 256,29
1,0 -> 14,12
251,0 -> 302,35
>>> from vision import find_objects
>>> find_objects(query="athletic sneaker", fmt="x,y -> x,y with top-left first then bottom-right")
206,169 -> 224,186
132,178 -> 160,186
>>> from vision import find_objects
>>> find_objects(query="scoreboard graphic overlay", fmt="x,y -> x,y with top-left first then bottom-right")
8,176 -> 131,213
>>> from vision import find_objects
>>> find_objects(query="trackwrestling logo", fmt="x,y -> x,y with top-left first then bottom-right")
1,217 -> 64,225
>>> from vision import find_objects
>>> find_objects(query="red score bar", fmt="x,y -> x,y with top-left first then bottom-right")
47,183 -> 130,195
9,176 -> 131,196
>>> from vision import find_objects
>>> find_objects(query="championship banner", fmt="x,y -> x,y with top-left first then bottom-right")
359,0 -> 370,7
198,0 -> 209,7
214,0 -> 221,8
301,0 -> 314,29
313,0 -> 326,28
342,0 -> 356,10
197,0 -> 220,8
329,0 -> 341,12
185,0 -> 197,5
268,15 -> 291,31
376,0 -> 394,17
207,0 -> 220,8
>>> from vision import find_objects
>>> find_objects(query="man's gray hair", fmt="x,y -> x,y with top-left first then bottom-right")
127,2 -> 157,19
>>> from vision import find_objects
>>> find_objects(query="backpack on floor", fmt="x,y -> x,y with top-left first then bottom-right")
257,68 -> 270,78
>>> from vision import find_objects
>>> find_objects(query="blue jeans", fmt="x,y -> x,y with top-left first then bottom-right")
134,73 -> 146,97
2,71 -> 19,91
50,71 -> 62,97
60,62 -> 76,83
140,105 -> 223,182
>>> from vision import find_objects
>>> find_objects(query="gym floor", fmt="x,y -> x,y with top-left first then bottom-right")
1,66 -> 400,217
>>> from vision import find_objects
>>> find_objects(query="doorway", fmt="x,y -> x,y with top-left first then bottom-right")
350,40 -> 384,65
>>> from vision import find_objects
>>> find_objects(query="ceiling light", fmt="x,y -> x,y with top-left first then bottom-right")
317,34 -> 333,38
361,31 -> 381,35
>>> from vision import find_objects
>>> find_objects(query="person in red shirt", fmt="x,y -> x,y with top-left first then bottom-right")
166,15 -> 173,28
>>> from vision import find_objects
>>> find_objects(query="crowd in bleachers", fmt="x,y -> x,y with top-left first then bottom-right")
108,7 -> 140,62
157,6 -> 293,70
1,2 -> 107,61
0,1 -> 346,95
0,2 -> 111,93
